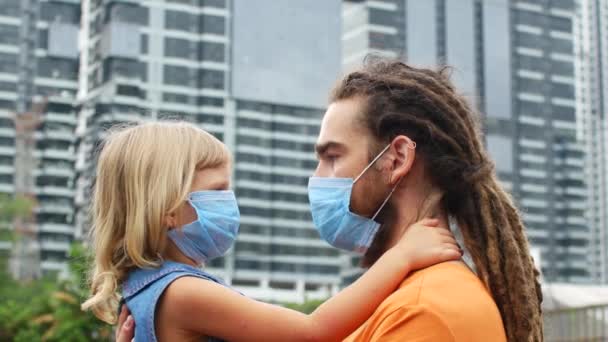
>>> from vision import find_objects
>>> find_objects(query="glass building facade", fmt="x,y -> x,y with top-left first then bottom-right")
342,0 -> 589,283
0,0 -> 80,277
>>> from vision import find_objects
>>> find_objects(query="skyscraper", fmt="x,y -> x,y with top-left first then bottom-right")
0,0 -> 80,277
575,0 -> 608,284
75,0 -> 344,302
342,0 -> 589,283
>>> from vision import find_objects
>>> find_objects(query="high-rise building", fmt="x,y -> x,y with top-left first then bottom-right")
342,0 -> 589,283
575,0 -> 608,284
75,0 -> 343,302
0,0 -> 80,277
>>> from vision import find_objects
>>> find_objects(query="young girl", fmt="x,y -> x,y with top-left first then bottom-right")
82,121 -> 461,342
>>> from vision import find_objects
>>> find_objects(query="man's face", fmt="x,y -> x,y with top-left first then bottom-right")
314,97 -> 390,220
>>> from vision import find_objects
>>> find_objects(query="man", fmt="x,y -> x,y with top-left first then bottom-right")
117,58 -> 542,341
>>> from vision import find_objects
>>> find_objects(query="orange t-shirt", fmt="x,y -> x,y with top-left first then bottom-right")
344,261 -> 507,342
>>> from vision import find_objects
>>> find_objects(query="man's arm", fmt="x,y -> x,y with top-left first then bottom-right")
115,305 -> 134,342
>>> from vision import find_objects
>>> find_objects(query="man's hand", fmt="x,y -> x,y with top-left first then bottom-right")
115,305 -> 135,342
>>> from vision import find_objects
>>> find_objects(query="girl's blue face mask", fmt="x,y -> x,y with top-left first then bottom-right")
168,190 -> 240,265
307,145 -> 399,254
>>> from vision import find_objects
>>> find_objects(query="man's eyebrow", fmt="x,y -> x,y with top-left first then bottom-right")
315,141 -> 345,156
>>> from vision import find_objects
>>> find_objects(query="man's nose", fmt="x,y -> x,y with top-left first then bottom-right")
312,162 -> 328,177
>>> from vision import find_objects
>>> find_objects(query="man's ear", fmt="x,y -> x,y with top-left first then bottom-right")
387,135 -> 416,185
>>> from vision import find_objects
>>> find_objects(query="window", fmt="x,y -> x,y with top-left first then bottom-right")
198,96 -> 224,107
38,29 -> 48,49
550,16 -> 571,32
0,0 -> 20,16
103,58 -> 146,82
196,113 -> 223,125
200,42 -> 225,62
518,78 -> 546,94
164,37 -> 198,59
164,65 -> 198,86
106,3 -> 148,25
305,264 -> 340,275
369,8 -> 396,27
237,135 -> 271,148
201,15 -> 225,35
40,3 -> 80,24
0,24 -> 19,45
235,170 -> 271,183
518,55 -> 546,72
236,153 -> 270,165
551,83 -> 574,99
199,69 -> 224,89
202,0 -> 225,8
519,101 -> 545,117
238,118 -> 270,130
239,206 -> 272,217
550,0 -> 575,10
37,58 -> 79,80
162,92 -> 190,104
369,31 -> 398,50
47,103 -> 73,114
552,105 -> 575,122
515,32 -> 544,49
551,60 -> 574,76
165,10 -> 198,32
235,260 -> 266,271
0,137 -> 14,147
0,53 -> 17,73
167,0 -> 197,4
514,11 -> 545,26
117,85 -> 145,98
141,34 -> 148,54
550,37 -> 573,54
0,81 -> 16,92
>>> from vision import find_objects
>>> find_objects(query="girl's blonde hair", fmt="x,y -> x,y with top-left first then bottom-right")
81,121 -> 229,324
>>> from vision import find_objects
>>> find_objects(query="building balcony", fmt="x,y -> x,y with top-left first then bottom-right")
35,149 -> 76,161
41,130 -> 76,142
0,240 -> 11,250
36,202 -> 74,215
0,127 -> 15,138
45,112 -> 77,126
0,146 -> 15,156
0,184 -> 15,193
0,165 -> 15,174
35,186 -> 75,197
39,240 -> 70,252
40,259 -> 68,273
36,166 -> 74,178
38,223 -> 74,235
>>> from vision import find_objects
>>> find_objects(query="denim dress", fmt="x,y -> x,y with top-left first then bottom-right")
122,261 -> 229,342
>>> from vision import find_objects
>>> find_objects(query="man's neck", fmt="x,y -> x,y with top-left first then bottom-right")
385,185 -> 449,250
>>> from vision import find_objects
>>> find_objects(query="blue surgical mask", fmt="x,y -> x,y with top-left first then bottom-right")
168,190 -> 240,264
308,145 -> 398,254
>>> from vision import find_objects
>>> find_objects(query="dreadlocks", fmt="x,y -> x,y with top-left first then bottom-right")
331,57 -> 543,342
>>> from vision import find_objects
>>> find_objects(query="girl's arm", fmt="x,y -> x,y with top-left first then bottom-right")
159,218 -> 460,342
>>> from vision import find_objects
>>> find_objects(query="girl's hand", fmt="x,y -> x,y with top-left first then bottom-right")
393,218 -> 462,272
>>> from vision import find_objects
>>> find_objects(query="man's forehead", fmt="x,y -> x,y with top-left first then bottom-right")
318,98 -> 367,144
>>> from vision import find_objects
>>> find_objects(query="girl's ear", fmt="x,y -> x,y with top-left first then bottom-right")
164,211 -> 177,229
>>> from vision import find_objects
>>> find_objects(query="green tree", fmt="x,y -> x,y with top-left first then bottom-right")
0,244 -> 113,341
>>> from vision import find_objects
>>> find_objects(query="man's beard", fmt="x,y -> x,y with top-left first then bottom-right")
360,200 -> 397,268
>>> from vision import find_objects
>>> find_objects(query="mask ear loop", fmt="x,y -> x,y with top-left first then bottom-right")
370,140 -> 417,221
371,182 -> 399,221
354,144 -> 392,184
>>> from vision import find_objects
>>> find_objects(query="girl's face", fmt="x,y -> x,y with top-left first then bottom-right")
169,161 -> 232,228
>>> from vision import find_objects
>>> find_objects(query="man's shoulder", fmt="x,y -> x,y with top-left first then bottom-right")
386,261 -> 498,314
354,262 -> 506,341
